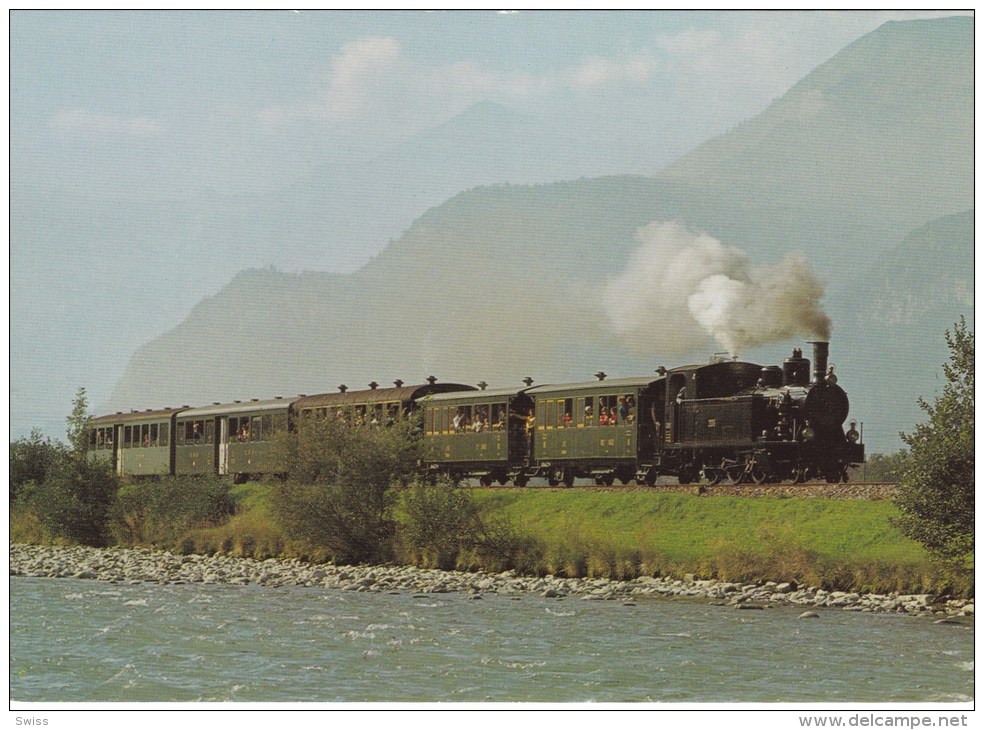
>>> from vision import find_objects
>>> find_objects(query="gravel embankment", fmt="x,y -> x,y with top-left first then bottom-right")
9,543 -> 973,620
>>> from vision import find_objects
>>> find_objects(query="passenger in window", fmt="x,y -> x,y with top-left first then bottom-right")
609,406 -> 618,425
562,411 -> 572,427
143,433 -> 151,447
239,424 -> 249,442
618,396 -> 629,424
599,409 -> 609,426
585,405 -> 593,424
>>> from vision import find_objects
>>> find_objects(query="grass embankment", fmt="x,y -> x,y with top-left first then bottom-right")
10,483 -> 966,597
473,490 -> 956,595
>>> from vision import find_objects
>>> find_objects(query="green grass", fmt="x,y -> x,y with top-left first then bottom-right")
472,490 -> 960,595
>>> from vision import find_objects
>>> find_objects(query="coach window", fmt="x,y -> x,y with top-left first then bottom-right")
205,421 -> 215,444
251,416 -> 263,442
150,423 -> 159,447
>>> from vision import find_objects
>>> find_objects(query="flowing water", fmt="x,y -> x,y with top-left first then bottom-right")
10,577 -> 973,704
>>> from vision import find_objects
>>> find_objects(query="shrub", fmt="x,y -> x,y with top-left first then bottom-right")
401,478 -> 539,572
109,476 -> 235,546
19,388 -> 119,546
23,457 -> 118,546
271,416 -> 418,564
9,430 -> 66,504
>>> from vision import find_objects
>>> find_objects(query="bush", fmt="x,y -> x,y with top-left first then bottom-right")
271,416 -> 418,564
23,458 -> 118,546
9,429 -> 66,503
109,476 -> 235,546
19,388 -> 119,546
401,478 -> 539,572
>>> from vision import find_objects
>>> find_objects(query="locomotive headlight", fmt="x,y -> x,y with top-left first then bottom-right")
846,420 -> 860,443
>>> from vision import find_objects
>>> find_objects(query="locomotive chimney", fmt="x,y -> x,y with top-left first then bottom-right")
810,341 -> 829,384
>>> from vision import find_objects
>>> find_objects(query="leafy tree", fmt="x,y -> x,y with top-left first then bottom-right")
24,387 -> 119,545
9,429 -> 66,503
893,318 -> 974,568
272,415 -> 419,564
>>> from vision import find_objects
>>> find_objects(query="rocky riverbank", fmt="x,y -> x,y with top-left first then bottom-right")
9,543 -> 973,620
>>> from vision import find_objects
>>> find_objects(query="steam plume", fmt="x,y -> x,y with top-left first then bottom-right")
604,221 -> 831,356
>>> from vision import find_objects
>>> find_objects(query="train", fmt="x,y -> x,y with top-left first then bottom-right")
88,340 -> 864,486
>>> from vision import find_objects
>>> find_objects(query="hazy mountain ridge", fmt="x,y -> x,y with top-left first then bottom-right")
105,18 -> 973,452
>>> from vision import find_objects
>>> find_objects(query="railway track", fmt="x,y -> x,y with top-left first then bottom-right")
471,481 -> 899,498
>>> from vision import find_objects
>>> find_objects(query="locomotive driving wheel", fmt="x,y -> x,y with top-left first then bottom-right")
479,474 -> 493,487
724,462 -> 746,485
700,466 -> 722,485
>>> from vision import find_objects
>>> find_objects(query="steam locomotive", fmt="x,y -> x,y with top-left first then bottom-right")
88,341 -> 864,486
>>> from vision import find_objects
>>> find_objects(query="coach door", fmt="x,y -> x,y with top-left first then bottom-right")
115,425 -> 125,476
218,417 -> 229,476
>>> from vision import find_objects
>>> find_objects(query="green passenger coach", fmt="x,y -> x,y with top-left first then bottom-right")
174,398 -> 296,482
88,407 -> 184,477
420,386 -> 535,486
524,377 -> 664,486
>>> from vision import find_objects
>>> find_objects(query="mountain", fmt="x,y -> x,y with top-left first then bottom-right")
830,210 -> 974,449
105,17 -> 973,453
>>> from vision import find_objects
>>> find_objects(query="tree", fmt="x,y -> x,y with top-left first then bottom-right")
272,416 -> 419,564
9,429 -> 66,503
24,387 -> 119,545
893,318 -> 974,568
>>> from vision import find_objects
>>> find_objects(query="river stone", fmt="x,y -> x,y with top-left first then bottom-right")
798,611 -> 820,619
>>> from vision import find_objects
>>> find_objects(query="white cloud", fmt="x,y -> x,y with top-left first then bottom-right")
571,53 -> 656,89
258,34 -> 659,133
49,108 -> 162,137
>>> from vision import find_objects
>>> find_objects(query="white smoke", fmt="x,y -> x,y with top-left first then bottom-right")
604,221 -> 831,356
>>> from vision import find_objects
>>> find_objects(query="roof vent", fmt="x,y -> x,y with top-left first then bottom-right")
213,402 -> 221,405
522,377 -> 534,387
477,381 -> 488,390
426,376 -> 437,385
297,394 -> 307,397
251,398 -> 259,402
234,400 -> 241,404
595,371 -> 607,381
181,405 -> 190,408
393,379 -> 404,388
368,381 -> 378,390
656,366 -> 667,376
275,396 -> 283,400
338,385 -> 348,393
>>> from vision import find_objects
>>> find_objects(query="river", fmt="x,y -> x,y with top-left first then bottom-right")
9,576 -> 973,704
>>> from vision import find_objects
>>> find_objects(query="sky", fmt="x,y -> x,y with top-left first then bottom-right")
8,9 -> 966,440
12,10 -> 957,198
